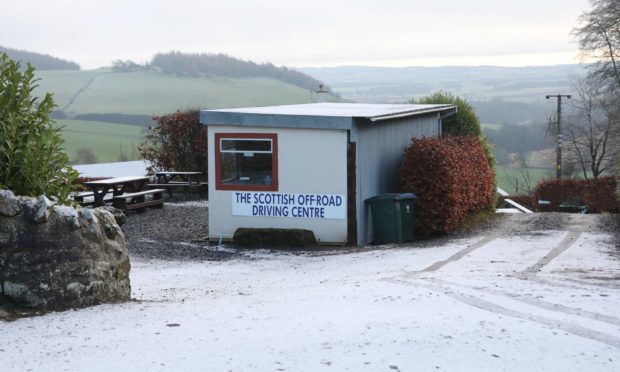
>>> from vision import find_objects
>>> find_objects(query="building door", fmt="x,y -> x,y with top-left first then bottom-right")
347,142 -> 357,245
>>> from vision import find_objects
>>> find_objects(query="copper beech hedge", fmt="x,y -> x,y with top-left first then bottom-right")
534,177 -> 618,213
400,136 -> 494,235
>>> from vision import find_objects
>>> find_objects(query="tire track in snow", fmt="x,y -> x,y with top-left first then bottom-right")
386,277 -> 620,349
420,235 -> 499,272
515,229 -> 583,280
389,227 -> 620,346
431,278 -> 620,327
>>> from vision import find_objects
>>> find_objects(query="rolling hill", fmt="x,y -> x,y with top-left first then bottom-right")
37,70 -> 333,163
36,70 -> 331,117
0,46 -> 80,70
299,65 -> 586,105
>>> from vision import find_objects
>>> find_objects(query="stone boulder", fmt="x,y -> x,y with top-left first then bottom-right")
0,190 -> 131,312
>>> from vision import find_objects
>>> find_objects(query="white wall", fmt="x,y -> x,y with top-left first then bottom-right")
208,126 -> 348,244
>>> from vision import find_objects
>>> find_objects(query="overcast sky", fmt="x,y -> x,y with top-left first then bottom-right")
1,0 -> 592,70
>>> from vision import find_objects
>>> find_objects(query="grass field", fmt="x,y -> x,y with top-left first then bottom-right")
35,70 -> 319,116
55,119 -> 144,164
496,165 -> 554,195
33,70 -> 102,110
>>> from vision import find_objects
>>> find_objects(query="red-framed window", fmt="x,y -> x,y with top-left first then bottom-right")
215,133 -> 278,191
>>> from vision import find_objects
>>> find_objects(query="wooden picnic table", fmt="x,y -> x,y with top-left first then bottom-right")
155,171 -> 202,185
83,176 -> 150,207
148,171 -> 207,197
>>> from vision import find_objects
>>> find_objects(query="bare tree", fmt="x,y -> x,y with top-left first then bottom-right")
565,77 -> 620,178
511,151 -> 534,194
573,0 -> 620,92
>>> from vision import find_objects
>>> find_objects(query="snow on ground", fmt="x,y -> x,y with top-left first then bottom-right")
1,222 -> 620,371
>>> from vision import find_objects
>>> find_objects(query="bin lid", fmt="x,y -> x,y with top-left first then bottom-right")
365,193 -> 417,202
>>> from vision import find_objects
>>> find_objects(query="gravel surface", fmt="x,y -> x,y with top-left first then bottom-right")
121,197 -> 239,261
122,198 -> 619,261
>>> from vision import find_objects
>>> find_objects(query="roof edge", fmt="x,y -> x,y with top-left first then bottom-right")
367,104 -> 457,122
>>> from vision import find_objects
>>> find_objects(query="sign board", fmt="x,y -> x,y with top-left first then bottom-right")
232,192 -> 346,219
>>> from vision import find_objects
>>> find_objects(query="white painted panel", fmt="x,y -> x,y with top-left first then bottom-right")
209,126 -> 348,244
231,192 -> 346,219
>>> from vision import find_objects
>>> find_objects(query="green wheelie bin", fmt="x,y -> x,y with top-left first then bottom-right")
366,193 -> 416,244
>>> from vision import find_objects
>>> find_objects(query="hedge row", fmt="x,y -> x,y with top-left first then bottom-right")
533,176 -> 618,213
400,136 -> 494,235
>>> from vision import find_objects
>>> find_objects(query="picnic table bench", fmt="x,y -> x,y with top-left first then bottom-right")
113,189 -> 166,212
72,191 -> 113,206
83,176 -> 151,207
147,171 -> 207,197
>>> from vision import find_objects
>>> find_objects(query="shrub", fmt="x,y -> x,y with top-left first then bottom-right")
0,53 -> 77,203
138,110 -> 208,179
400,136 -> 495,235
533,177 -> 618,213
74,147 -> 98,164
413,91 -> 497,205
414,91 -> 481,137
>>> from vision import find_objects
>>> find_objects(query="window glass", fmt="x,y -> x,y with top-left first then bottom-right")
216,135 -> 277,190
221,139 -> 271,152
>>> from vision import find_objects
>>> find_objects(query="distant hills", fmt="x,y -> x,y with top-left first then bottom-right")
0,46 -> 341,164
1,47 -> 337,122
0,46 -> 328,94
0,46 -> 80,70
299,64 -> 587,125
1,45 -> 587,173
36,70 -> 337,121
299,65 -> 585,103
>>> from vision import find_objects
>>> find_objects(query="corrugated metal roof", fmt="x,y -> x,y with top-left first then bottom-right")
202,103 -> 455,130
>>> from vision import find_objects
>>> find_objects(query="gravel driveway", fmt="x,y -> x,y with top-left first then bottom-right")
122,198 -> 619,260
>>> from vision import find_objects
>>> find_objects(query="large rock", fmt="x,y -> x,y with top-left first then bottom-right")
0,191 -> 131,311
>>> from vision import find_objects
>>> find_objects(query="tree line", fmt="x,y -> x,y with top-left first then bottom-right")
113,51 -> 327,92
0,46 -> 80,70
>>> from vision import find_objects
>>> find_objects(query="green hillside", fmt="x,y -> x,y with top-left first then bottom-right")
55,119 -> 144,163
35,70 -> 102,110
36,70 -> 322,116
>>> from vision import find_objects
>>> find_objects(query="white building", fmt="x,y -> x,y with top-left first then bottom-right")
201,103 -> 455,245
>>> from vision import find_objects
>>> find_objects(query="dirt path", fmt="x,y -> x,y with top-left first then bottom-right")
61,72 -> 105,112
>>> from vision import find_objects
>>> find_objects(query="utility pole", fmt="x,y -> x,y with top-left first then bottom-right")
545,94 -> 571,179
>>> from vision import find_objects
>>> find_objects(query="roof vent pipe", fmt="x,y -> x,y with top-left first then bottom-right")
313,84 -> 328,103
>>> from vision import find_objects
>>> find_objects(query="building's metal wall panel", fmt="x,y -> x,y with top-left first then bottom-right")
354,114 -> 440,244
